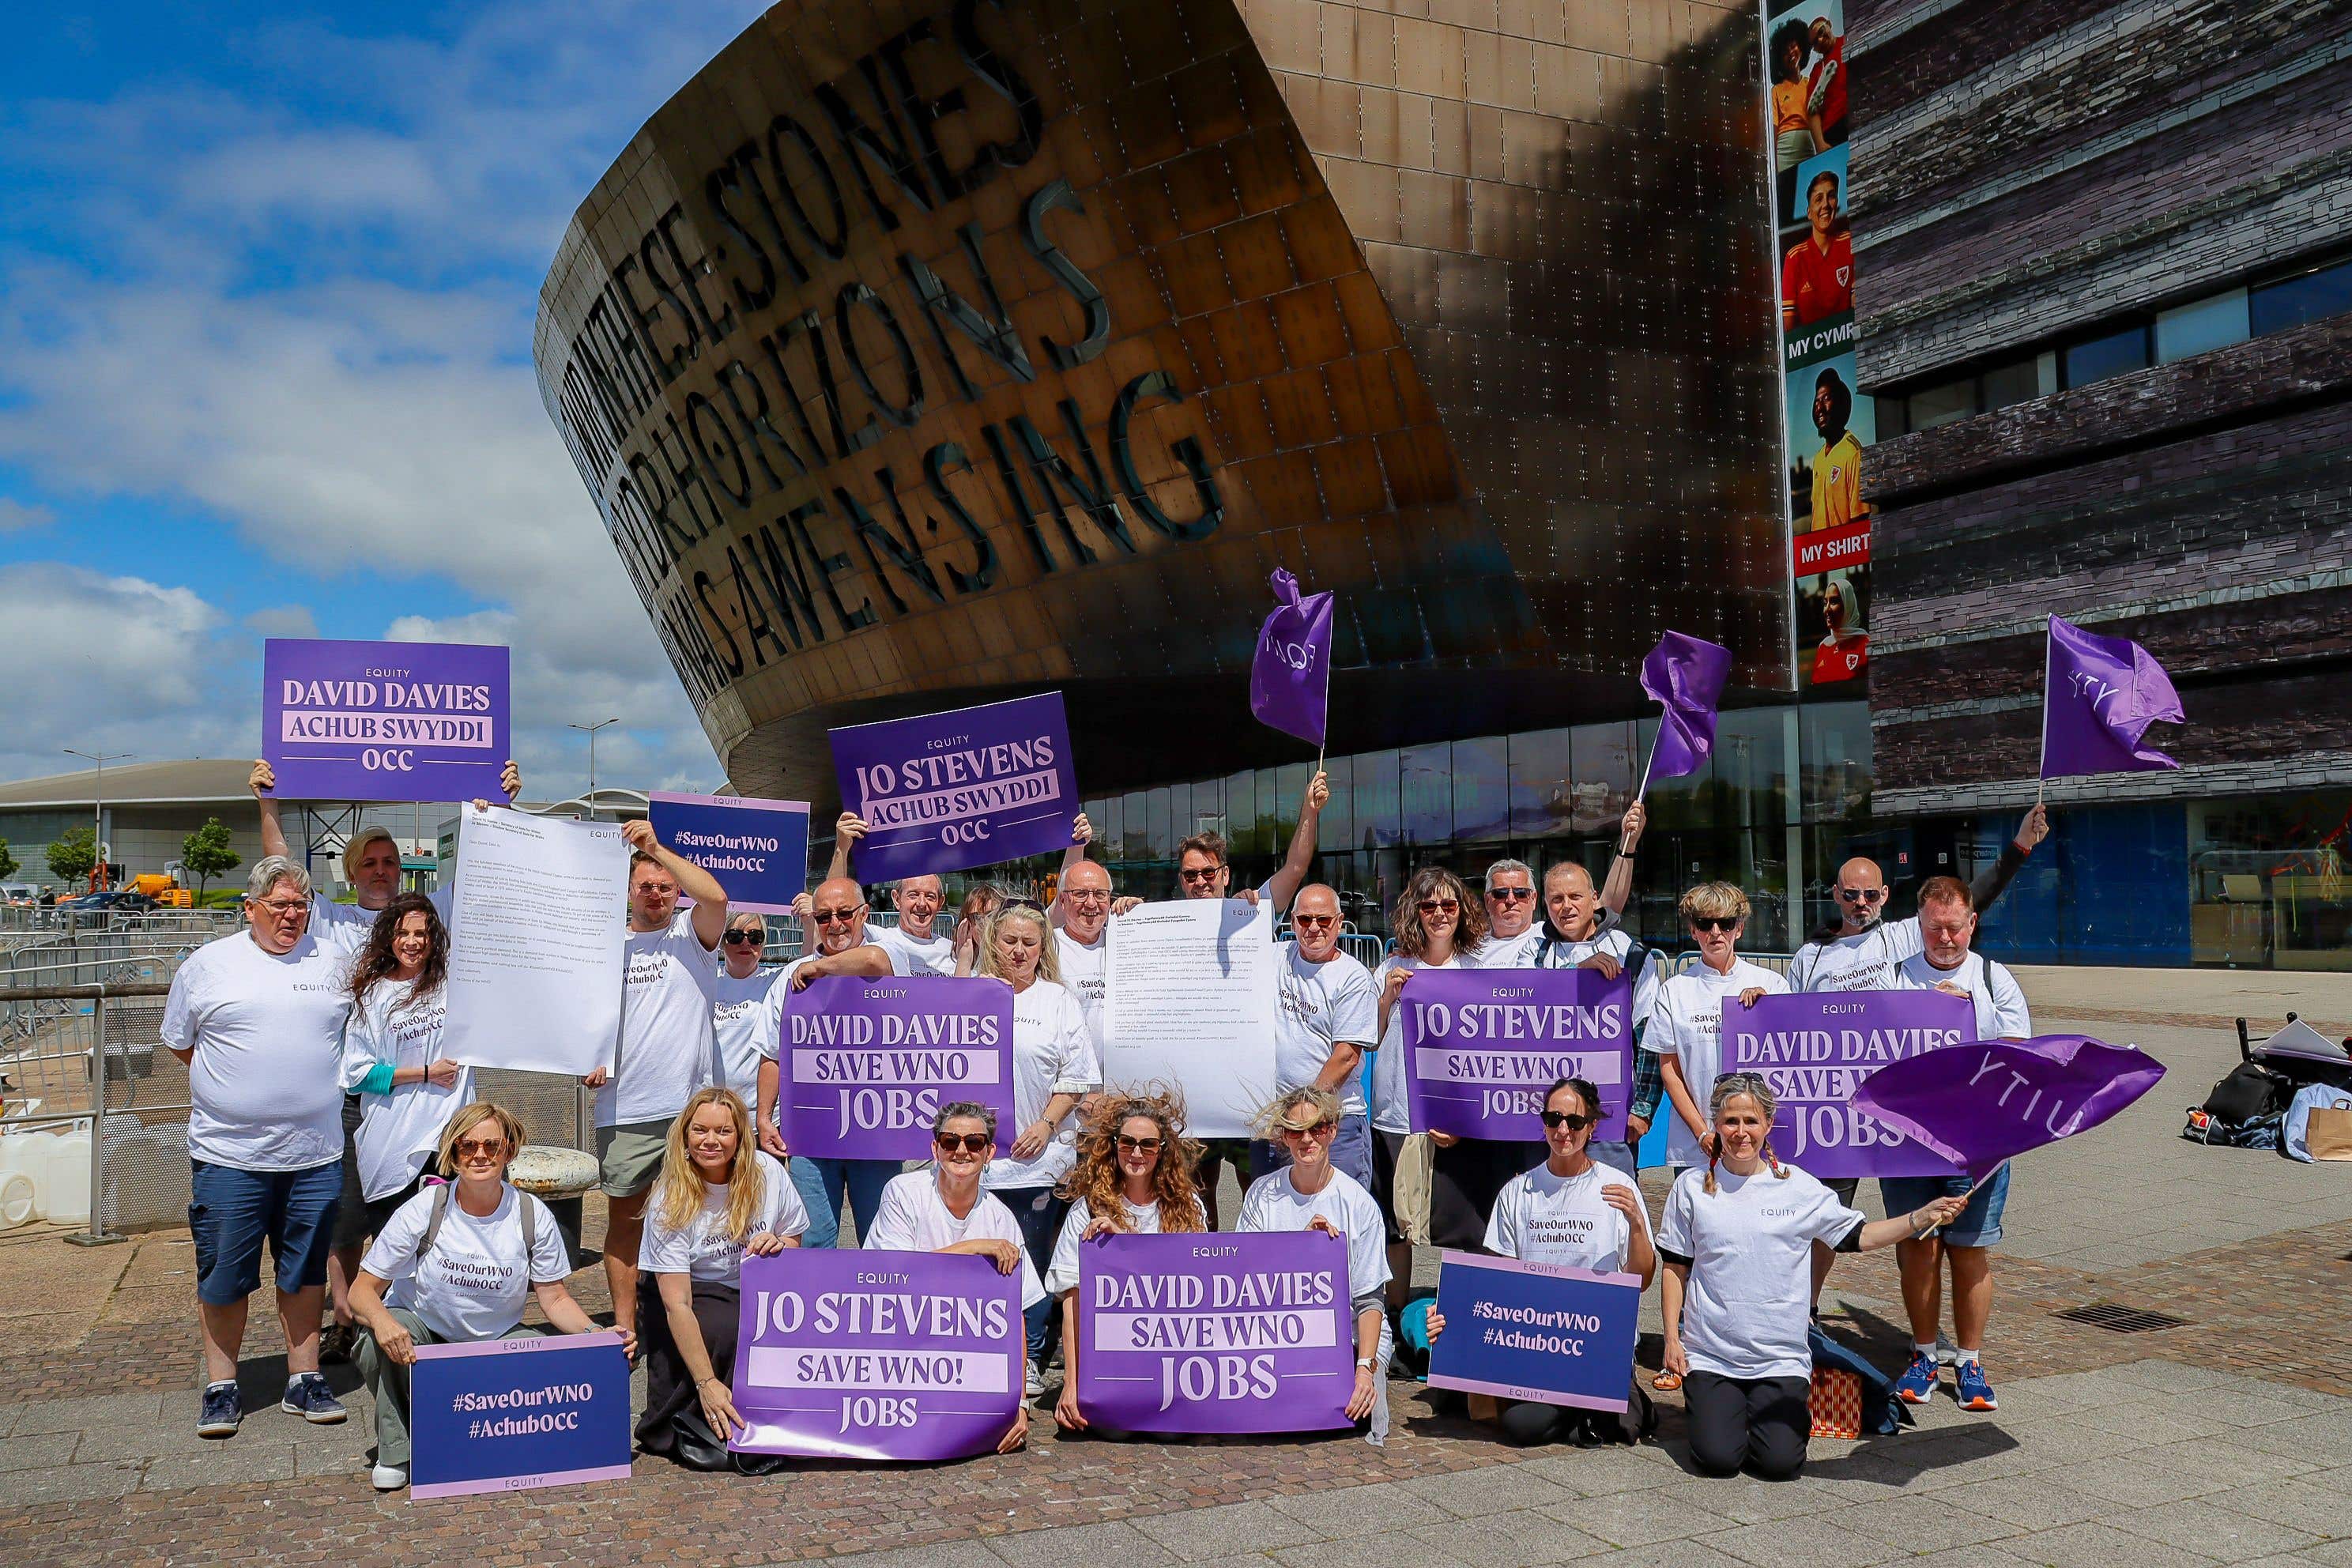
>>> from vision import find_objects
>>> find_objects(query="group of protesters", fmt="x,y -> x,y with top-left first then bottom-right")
160,760 -> 2047,1489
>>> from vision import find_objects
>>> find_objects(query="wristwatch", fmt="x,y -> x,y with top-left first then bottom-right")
1355,1356 -> 1375,1370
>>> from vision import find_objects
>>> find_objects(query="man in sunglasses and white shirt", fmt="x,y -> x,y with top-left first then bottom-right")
1250,884 -> 1379,1189
1785,805 -> 2048,994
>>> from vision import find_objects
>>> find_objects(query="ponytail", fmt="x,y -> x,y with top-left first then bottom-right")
1703,1144 -> 1721,1196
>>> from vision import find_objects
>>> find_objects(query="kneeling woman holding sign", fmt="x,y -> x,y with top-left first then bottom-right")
1236,1087 -> 1392,1442
1658,1073 -> 1966,1480
351,1103 -> 620,1492
636,1088 -> 809,1468
1048,1091 -> 1207,1434
1426,1076 -> 1658,1446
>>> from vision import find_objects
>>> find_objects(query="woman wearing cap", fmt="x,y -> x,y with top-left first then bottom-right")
974,901 -> 1099,1395
1423,1076 -> 1657,1446
1235,1086 -> 1391,1442
1049,1091 -> 1207,1434
1657,1072 -> 1965,1480
635,1087 -> 809,1468
349,1102 -> 619,1492
865,1102 -> 1041,1453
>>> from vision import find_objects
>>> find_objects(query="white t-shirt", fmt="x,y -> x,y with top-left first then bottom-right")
1528,925 -> 1661,1038
712,967 -> 785,1105
873,922 -> 956,977
863,1170 -> 1046,1308
1042,1193 -> 1207,1296
1895,951 -> 2030,1040
982,978 -> 1099,1191
1474,925 -> 1545,969
1789,917 -> 1927,993
1658,1163 -> 1864,1379
598,910 -> 722,1129
1484,1159 -> 1647,1274
639,1152 -> 811,1285
1275,944 -> 1379,1114
340,978 -> 473,1200
363,1185 -> 571,1344
1643,957 -> 1791,1170
307,887 -> 456,954
163,929 -> 353,1171
1053,927 -> 1109,1053
1234,1167 -> 1389,1305
1369,952 -> 1475,1133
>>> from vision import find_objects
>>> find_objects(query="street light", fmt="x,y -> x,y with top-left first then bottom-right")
568,718 -> 620,813
61,748 -> 133,891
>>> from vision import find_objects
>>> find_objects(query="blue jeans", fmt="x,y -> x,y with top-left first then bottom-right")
798,1158 -> 900,1247
1883,1167 -> 2011,1247
189,1159 -> 342,1306
786,1157 -> 838,1250
1251,1110 -> 1374,1190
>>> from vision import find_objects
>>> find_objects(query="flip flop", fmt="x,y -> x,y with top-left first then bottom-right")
1651,1370 -> 1683,1392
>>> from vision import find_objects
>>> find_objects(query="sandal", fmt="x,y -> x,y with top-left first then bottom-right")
1651,1370 -> 1683,1392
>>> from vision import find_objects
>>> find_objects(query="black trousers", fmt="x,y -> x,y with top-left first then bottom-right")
636,1276 -> 739,1456
1496,1382 -> 1657,1448
1683,1370 -> 1811,1480
1428,1138 -> 1546,1250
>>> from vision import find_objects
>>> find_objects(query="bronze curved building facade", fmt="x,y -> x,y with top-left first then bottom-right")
534,0 -> 1786,812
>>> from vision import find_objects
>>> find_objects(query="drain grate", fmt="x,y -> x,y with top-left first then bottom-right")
2053,1302 -> 2192,1334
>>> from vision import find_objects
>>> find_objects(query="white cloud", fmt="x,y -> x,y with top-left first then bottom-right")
0,499 -> 52,532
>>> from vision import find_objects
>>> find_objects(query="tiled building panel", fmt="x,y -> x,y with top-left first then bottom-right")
536,0 -> 1788,799
1848,0 -> 2121,123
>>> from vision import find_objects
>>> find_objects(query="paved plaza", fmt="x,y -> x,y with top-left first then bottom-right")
3,967 -> 2350,1566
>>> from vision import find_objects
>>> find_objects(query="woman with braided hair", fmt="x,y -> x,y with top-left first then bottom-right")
1657,1072 -> 1965,1479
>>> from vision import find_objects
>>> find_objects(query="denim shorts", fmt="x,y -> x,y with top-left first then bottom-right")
189,1159 -> 344,1305
1882,1167 -> 2010,1248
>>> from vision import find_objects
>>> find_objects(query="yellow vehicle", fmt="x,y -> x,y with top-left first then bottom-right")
127,873 -> 195,909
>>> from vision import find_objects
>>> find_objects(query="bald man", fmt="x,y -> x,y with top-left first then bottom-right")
1526,858 -> 1665,1175
1250,884 -> 1380,1188
756,875 -> 895,1248
1044,815 -> 1126,1054
1787,805 -> 2049,993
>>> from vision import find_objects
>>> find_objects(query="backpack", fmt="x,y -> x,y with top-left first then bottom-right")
2199,1061 -> 2292,1125
414,1182 -> 538,1263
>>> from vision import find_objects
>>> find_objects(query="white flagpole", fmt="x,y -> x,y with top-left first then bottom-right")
2037,617 -> 2052,810
1314,634 -> 1332,778
1634,722 -> 1660,805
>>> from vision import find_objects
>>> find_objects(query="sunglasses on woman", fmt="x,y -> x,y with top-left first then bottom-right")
1279,1119 -> 1337,1140
934,1132 -> 991,1154
1415,897 -> 1460,914
1540,1110 -> 1595,1131
1689,915 -> 1740,932
453,1137 -> 508,1158
1114,1134 -> 1163,1155
722,929 -> 766,946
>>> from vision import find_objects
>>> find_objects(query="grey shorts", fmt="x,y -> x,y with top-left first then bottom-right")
595,1119 -> 670,1198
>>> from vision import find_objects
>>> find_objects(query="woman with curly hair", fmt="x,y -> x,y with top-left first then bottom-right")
1048,1090 -> 1207,1433
337,892 -> 470,1244
635,1087 -> 808,1468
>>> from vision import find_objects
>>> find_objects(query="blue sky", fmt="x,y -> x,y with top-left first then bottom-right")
0,1 -> 768,796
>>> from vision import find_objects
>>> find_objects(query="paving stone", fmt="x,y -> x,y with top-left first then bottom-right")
3,1391 -> 169,1437
1264,1487 -> 1450,1539
2106,1498 -> 2325,1562
2222,1476 -> 2352,1538
817,1545 -> 1010,1568
1824,1492 -> 2027,1551
1131,1502 -> 1326,1560
1538,1486 -> 1738,1547
1638,1475 -> 1848,1525
1694,1513 -> 1902,1567
138,1445 -> 300,1492
1935,1476 -> 2114,1531
1396,1463 -> 1575,1517
0,1460 -> 143,1506
0,1434 -> 78,1475
1271,1528 -> 1464,1568
1511,1446 -> 1676,1497
2018,1521 -> 2251,1568
1573,1540 -> 1751,1568
1404,1508 -> 1608,1567
986,1521 -> 1174,1568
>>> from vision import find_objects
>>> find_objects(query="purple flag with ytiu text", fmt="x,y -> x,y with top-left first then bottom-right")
264,638 -> 510,803
1721,991 -> 1973,1178
1402,967 -> 1633,1144
1249,569 -> 1334,746
829,692 -> 1076,881
778,975 -> 1015,1162
2041,614 -> 2184,778
1852,1034 -> 2166,1185
1638,632 -> 1733,782
732,1250 -> 1023,1461
1074,1231 -> 1355,1434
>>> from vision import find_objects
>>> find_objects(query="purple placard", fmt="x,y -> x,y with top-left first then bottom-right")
1722,989 -> 1973,1178
1426,1252 -> 1640,1412
828,692 -> 1076,881
1072,1231 -> 1354,1435
645,791 -> 811,914
406,1331 -> 631,1499
263,638 -> 510,803
1402,967 -> 1633,1143
732,1248 -> 1023,1461
779,974 -> 1016,1161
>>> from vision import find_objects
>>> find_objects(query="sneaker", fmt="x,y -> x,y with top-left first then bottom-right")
1024,1364 -> 1044,1400
1954,1359 -> 1998,1412
198,1381 -> 243,1438
281,1372 -> 348,1424
371,1464 -> 409,1492
318,1322 -> 356,1366
1894,1351 -> 1939,1405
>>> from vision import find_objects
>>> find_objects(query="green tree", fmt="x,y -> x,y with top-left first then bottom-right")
0,839 -> 17,884
47,827 -> 96,889
181,818 -> 241,898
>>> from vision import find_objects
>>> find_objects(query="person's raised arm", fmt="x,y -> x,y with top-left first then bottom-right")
622,818 -> 729,947
1050,814 -> 1093,930
1966,804 -> 2049,918
827,812 -> 865,881
1602,801 -> 1646,918
249,760 -> 292,862
1264,770 -> 1329,914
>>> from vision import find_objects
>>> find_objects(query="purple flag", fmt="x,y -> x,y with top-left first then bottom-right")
1073,1231 -> 1354,1434
263,637 -> 510,803
1852,1034 -> 2166,1185
731,1250 -> 1023,1461
1721,991 -> 1973,1178
1638,632 -> 1733,782
829,692 -> 1077,881
2041,614 -> 2184,778
1250,569 -> 1334,746
1402,967 -> 1634,1144
778,975 -> 1015,1161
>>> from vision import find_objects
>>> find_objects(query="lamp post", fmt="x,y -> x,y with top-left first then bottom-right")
61,748 -> 132,891
568,718 -> 620,816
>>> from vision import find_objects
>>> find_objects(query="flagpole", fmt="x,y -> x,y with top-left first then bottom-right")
1634,726 -> 1660,805
1315,651 -> 1332,778
2037,618 -> 2052,810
